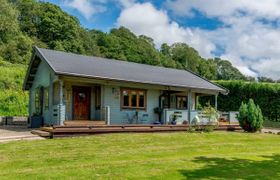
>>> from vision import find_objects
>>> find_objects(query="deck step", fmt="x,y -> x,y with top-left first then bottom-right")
31,130 -> 52,138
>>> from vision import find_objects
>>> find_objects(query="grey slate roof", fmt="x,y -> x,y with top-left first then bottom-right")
24,47 -> 227,93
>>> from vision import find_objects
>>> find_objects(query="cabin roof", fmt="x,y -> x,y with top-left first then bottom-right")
23,47 -> 228,94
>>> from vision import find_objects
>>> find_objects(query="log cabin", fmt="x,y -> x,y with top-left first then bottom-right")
23,47 -> 228,127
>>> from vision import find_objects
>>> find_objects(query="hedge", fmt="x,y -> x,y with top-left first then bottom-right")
200,81 -> 280,121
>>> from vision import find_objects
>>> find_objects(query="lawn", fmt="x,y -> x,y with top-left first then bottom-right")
264,120 -> 280,129
0,132 -> 280,179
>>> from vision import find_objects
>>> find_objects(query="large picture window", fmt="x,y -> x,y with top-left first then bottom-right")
176,96 -> 187,109
121,88 -> 146,109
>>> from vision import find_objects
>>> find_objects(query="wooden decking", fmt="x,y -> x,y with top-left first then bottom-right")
64,120 -> 106,126
38,122 -> 242,138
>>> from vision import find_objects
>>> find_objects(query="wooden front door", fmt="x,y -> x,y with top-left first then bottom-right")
72,86 -> 91,120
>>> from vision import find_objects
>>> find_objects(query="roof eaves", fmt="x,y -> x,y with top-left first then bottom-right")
182,68 -> 228,94
22,47 -> 37,90
56,71 -> 227,93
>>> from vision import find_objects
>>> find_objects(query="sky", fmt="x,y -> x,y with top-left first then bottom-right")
45,0 -> 280,79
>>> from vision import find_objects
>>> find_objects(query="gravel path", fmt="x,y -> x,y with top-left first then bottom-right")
262,128 -> 280,135
0,126 -> 44,143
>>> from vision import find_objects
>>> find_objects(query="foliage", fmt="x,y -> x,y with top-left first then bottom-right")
2,0 -> 246,81
202,125 -> 216,132
237,99 -> 263,132
188,104 -> 218,132
263,120 -> 280,129
202,103 -> 219,124
200,81 -> 280,122
0,90 -> 28,116
214,58 -> 246,80
0,0 -> 248,116
0,61 -> 28,116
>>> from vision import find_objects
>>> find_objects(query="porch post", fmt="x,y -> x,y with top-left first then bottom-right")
58,80 -> 65,125
187,90 -> 192,124
215,94 -> 218,110
59,80 -> 63,105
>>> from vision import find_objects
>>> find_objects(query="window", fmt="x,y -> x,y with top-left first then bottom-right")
44,87 -> 49,110
35,88 -> 40,114
176,96 -> 187,109
95,86 -> 101,110
35,87 -> 44,114
121,88 -> 146,109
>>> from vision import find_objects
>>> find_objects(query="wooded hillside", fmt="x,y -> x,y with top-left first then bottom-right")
0,0 -> 248,116
1,0 -> 246,80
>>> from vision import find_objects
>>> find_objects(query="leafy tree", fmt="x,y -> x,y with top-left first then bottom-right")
160,43 -> 171,57
12,0 -> 41,37
214,58 -> 246,80
170,43 -> 200,73
0,0 -> 33,63
258,76 -> 274,83
237,102 -> 248,129
198,59 -> 217,80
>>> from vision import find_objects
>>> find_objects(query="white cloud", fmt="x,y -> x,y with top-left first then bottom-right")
161,0 -> 280,79
117,0 -> 135,8
165,0 -> 280,20
117,3 -> 215,58
63,0 -> 107,20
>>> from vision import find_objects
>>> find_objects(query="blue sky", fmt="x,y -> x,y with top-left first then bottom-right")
47,0 -> 223,31
45,0 -> 280,79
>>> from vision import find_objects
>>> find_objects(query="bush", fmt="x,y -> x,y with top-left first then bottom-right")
237,99 -> 263,132
199,81 -> 280,122
203,125 -> 216,132
188,104 -> 218,133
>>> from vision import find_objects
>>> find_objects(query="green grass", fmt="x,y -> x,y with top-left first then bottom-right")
1,132 -> 280,179
264,120 -> 280,129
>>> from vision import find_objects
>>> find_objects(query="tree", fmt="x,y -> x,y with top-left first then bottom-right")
237,99 -> 263,132
214,58 -> 246,80
0,0 -> 19,41
0,0 -> 33,63
170,43 -> 201,73
258,76 -> 275,83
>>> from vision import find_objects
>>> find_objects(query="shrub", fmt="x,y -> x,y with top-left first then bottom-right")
237,99 -> 263,132
203,125 -> 216,132
188,104 -> 218,133
199,81 -> 280,122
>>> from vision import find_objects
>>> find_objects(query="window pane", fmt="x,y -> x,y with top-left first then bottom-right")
131,91 -> 137,107
35,90 -> 39,113
123,90 -> 129,106
139,91 -> 145,107
44,88 -> 49,110
182,97 -> 187,108
177,96 -> 187,109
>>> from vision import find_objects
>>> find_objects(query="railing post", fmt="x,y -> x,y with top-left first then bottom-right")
58,80 -> 65,125
215,94 -> 218,110
187,90 -> 192,124
106,106 -> 110,125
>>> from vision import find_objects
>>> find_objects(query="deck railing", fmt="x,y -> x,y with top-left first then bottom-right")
101,106 -> 110,125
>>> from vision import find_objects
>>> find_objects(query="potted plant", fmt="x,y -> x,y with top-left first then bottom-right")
202,103 -> 219,125
169,113 -> 179,125
30,113 -> 44,128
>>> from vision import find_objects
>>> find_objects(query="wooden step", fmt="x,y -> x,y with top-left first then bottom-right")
64,120 -> 106,126
31,130 -> 52,138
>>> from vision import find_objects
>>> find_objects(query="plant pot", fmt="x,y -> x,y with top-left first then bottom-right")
30,116 -> 43,128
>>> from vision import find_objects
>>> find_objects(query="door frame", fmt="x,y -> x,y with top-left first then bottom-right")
72,86 -> 91,120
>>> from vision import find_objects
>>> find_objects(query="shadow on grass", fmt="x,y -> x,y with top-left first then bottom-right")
180,154 -> 280,179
